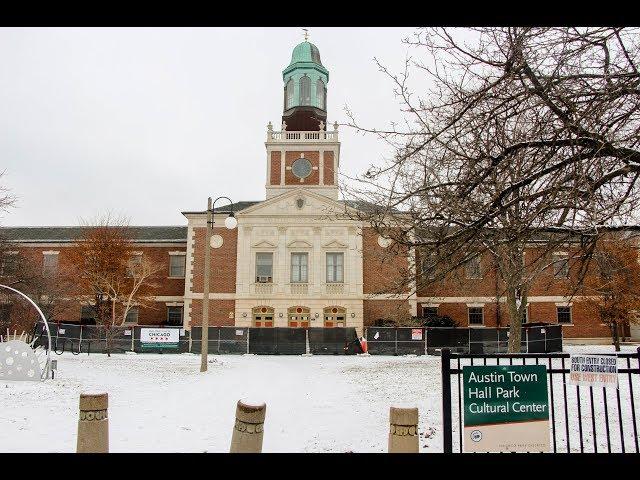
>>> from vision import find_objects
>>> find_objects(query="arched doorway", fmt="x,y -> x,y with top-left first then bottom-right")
323,306 -> 346,327
252,306 -> 274,328
288,306 -> 310,328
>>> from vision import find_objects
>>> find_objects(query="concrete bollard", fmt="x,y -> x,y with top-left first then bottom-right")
76,392 -> 109,453
388,406 -> 419,453
230,400 -> 266,453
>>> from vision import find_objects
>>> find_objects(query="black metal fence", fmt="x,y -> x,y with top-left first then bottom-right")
441,348 -> 640,453
189,327 -> 248,354
32,322 -> 190,355
365,325 -> 563,356
32,323 -> 361,355
33,322 -> 562,356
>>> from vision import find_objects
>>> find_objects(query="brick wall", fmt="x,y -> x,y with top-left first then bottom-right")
0,244 -> 186,327
363,299 -> 411,326
189,299 -> 236,326
190,227 -> 237,294
323,151 -> 334,185
362,227 -> 410,294
284,150 -> 320,185
270,151 -> 281,185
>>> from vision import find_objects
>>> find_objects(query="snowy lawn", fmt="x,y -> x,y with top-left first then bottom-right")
0,345 -> 637,453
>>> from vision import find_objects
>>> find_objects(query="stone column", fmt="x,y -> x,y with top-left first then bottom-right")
230,400 -> 266,453
77,392 -> 109,453
388,406 -> 419,453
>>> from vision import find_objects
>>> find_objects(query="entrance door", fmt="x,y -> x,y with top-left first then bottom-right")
324,306 -> 346,327
288,306 -> 310,328
252,306 -> 274,327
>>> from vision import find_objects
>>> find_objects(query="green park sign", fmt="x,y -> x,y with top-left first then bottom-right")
462,365 -> 550,452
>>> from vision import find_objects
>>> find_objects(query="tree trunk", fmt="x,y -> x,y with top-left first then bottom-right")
611,321 -> 621,352
506,292 -> 522,353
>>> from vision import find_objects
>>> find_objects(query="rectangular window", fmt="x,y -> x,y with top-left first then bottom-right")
0,304 -> 12,323
557,306 -> 572,324
42,253 -> 59,276
0,253 -> 18,276
169,254 -> 186,278
167,306 -> 184,326
126,254 -> 142,277
553,253 -> 569,278
124,307 -> 139,325
326,252 -> 344,283
422,306 -> 438,318
80,305 -> 97,323
291,252 -> 308,283
468,307 -> 484,326
465,255 -> 482,279
421,253 -> 436,279
256,253 -> 273,283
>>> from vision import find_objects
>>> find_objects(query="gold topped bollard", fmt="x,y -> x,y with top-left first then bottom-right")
388,406 -> 419,453
77,392 -> 109,453
230,400 -> 266,453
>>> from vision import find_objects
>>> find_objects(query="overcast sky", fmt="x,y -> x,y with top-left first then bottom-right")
0,27 -> 422,226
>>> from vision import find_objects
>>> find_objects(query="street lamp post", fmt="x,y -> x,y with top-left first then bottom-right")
200,196 -> 237,373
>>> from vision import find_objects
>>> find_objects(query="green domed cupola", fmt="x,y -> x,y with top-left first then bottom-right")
281,38 -> 329,131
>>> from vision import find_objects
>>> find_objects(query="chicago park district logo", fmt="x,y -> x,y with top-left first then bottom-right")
470,430 -> 482,442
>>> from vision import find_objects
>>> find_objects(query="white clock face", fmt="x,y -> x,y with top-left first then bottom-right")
292,158 -> 312,179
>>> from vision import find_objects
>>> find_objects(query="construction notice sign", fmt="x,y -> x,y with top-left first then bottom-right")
463,365 -> 550,452
569,355 -> 618,389
140,328 -> 179,350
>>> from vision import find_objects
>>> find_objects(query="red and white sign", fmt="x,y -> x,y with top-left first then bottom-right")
411,329 -> 423,341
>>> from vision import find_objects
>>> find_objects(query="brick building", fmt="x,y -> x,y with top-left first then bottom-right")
0,39 -> 635,342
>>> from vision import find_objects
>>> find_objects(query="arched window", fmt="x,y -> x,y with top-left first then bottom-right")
317,79 -> 326,110
285,78 -> 294,109
300,75 -> 311,106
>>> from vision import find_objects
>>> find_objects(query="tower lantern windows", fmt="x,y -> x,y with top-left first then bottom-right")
300,75 -> 311,106
317,78 -> 326,110
285,78 -> 294,110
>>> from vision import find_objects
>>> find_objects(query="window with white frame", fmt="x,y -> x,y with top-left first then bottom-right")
0,252 -> 18,276
291,252 -> 308,283
326,252 -> 344,283
256,253 -> 273,283
557,306 -> 572,324
468,306 -> 484,325
126,253 -> 142,277
465,255 -> 482,279
166,306 -> 183,326
42,252 -> 59,276
553,253 -> 569,278
80,305 -> 97,323
124,307 -> 139,325
421,252 -> 437,279
422,306 -> 438,318
169,253 -> 186,278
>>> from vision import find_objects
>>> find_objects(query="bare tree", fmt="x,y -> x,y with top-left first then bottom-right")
67,214 -> 161,355
344,28 -> 640,351
574,235 -> 640,351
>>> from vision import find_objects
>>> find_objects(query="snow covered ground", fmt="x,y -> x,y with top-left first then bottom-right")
0,345 -> 637,453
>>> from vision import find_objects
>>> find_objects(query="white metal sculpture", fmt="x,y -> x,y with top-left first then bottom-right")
0,284 -> 52,381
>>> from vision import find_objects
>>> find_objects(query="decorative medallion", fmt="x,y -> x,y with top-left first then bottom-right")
377,235 -> 393,248
210,235 -> 224,249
